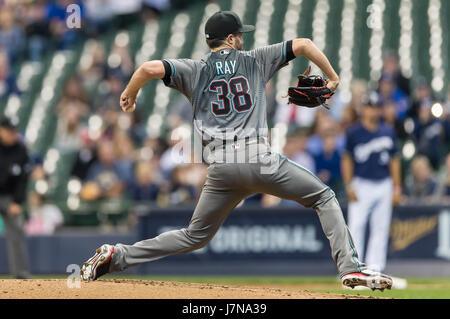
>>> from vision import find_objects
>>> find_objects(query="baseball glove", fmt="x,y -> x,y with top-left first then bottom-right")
287,66 -> 334,109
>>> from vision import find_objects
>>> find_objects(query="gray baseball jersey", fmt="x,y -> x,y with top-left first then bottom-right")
108,42 -> 366,278
162,41 -> 292,144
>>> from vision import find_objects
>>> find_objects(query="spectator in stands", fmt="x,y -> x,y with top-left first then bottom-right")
57,75 -> 90,118
314,131 -> 343,196
30,163 -> 46,184
341,105 -> 359,132
54,103 -> 85,153
109,0 -> 142,30
128,160 -> 160,201
283,128 -> 315,174
381,101 -> 407,140
82,0 -> 114,36
96,73 -> 125,113
107,40 -> 134,78
80,140 -> 130,201
70,130 -> 98,181
127,109 -> 148,146
165,165 -> 197,206
380,51 -> 410,97
46,0 -> 84,50
0,6 -> 26,64
100,108 -> 121,141
377,73 -> 409,120
79,40 -> 107,96
403,155 -> 439,205
112,129 -> 136,185
23,0 -> 50,61
340,79 -> 368,130
413,101 -> 443,169
328,79 -> 368,123
307,112 -> 345,157
438,154 -> 450,205
142,0 -> 171,16
408,78 -> 434,120
142,136 -> 169,161
0,48 -> 20,100
25,191 -> 63,235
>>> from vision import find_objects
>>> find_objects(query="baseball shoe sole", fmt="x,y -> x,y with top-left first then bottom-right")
80,244 -> 114,282
341,270 -> 393,292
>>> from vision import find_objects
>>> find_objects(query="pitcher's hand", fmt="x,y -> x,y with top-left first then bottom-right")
326,79 -> 339,92
120,90 -> 137,113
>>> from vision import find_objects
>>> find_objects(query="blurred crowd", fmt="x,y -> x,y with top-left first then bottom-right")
0,0 -> 201,99
1,1 -> 450,235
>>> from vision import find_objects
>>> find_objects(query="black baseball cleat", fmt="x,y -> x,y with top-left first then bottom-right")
80,244 -> 114,282
341,269 -> 393,291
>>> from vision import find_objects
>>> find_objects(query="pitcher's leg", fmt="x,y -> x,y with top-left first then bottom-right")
109,187 -> 246,272
308,189 -> 364,277
257,155 -> 364,277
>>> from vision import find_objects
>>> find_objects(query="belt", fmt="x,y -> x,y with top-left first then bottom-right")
203,137 -> 268,151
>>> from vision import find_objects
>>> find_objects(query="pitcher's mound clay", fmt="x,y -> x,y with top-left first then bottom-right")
0,279 -> 380,299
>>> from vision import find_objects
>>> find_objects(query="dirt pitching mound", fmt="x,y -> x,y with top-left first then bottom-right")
0,279 -> 379,299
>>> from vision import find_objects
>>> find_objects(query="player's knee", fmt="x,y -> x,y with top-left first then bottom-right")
191,236 -> 213,250
312,186 -> 337,208
185,228 -> 215,250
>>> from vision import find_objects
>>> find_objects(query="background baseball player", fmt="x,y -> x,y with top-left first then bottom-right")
81,11 -> 392,291
341,93 -> 402,284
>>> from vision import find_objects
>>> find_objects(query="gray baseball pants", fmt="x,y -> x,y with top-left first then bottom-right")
0,196 -> 31,278
109,144 -> 365,277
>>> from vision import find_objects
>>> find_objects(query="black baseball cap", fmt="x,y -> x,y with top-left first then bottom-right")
0,116 -> 19,130
205,11 -> 255,40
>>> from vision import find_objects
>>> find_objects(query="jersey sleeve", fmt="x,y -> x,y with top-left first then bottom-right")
244,40 -> 295,82
161,58 -> 200,101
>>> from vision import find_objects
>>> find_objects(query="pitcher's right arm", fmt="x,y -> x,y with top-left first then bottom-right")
120,60 -> 165,112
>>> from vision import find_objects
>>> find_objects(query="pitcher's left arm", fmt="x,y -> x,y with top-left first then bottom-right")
292,38 -> 339,92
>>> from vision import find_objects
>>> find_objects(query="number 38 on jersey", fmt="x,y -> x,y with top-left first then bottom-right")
209,76 -> 253,117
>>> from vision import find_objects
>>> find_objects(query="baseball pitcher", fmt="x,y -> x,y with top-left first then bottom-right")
81,11 -> 392,291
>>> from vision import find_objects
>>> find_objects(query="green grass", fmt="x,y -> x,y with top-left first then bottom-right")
2,275 -> 449,299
